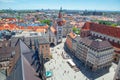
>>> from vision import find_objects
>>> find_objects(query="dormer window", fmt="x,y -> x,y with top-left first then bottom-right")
0,43 -> 2,48
0,64 -> 2,68
5,43 -> 8,47
11,51 -> 15,58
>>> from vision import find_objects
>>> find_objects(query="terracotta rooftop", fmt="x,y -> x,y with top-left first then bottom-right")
0,23 -> 18,31
82,22 -> 120,38
68,32 -> 77,39
4,18 -> 17,21
50,26 -> 57,34
0,23 -> 48,32
36,28 -> 46,32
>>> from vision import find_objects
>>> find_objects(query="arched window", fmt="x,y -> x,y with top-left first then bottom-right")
0,64 -> 2,68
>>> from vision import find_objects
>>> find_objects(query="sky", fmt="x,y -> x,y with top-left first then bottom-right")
0,0 -> 120,11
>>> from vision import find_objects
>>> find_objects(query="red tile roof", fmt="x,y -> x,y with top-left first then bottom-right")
0,27 -> 4,30
82,22 -> 120,38
36,28 -> 46,32
0,23 -> 49,32
50,26 -> 57,34
0,23 -> 19,30
4,18 -> 17,21
68,32 -> 77,39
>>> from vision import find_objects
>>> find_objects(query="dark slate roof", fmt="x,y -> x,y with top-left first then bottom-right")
11,36 -> 49,47
90,40 -> 112,50
79,37 -> 113,51
22,55 -> 40,80
38,36 -> 49,44
79,37 -> 92,46
7,39 -> 42,80
20,40 -> 41,80
10,37 -> 24,47
74,36 -> 81,42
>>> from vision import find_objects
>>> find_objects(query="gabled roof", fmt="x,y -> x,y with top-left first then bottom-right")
22,54 -> 40,80
19,39 -> 41,80
50,26 -> 57,34
36,29 -> 46,33
79,37 -> 92,46
82,22 -> 120,38
90,40 -> 112,50
79,37 -> 113,51
68,32 -> 77,39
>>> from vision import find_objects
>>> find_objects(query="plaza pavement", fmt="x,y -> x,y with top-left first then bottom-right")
45,38 -> 117,80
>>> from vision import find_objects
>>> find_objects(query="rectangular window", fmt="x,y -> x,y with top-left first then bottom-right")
59,30 -> 61,34
59,37 -> 61,39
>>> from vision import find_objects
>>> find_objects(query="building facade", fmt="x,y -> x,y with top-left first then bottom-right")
81,22 -> 120,63
65,32 -> 77,53
114,59 -> 120,80
7,39 -> 46,80
63,22 -> 73,37
75,37 -> 114,71
45,7 -> 66,46
11,35 -> 50,60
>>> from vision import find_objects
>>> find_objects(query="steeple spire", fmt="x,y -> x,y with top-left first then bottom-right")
58,7 -> 62,18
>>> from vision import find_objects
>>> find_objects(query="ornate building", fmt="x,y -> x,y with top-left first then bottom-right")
75,37 -> 114,71
45,7 -> 66,46
81,22 -> 120,63
56,7 -> 66,43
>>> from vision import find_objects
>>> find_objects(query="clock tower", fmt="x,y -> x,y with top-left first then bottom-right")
56,7 -> 66,43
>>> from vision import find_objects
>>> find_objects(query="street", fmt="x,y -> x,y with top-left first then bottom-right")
45,38 -> 117,80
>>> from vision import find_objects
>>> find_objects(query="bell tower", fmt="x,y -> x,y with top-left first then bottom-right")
56,7 -> 66,43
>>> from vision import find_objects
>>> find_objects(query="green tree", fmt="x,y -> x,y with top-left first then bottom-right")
72,27 -> 80,35
72,27 -> 77,32
111,24 -> 117,27
40,20 -> 51,26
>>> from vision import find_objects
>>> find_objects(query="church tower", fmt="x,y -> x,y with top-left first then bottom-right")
56,7 -> 66,43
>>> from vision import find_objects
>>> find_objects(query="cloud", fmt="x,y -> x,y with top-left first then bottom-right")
0,0 -> 15,3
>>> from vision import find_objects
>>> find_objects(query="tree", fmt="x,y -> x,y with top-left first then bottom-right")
72,27 -> 77,32
40,20 -> 51,26
72,27 -> 80,35
111,24 -> 117,27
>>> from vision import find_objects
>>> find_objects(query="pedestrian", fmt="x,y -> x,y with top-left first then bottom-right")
74,75 -> 76,79
64,70 -> 65,73
67,71 -> 69,73
60,64 -> 61,67
51,77 -> 53,80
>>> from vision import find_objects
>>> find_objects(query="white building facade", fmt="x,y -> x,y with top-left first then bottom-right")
75,37 -> 114,71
